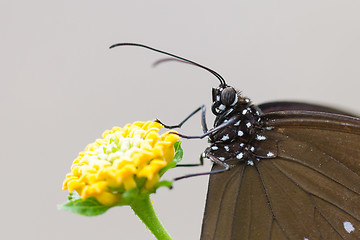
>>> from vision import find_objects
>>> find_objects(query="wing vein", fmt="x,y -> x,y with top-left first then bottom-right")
272,159 -> 360,222
213,165 -> 243,239
277,132 -> 360,193
310,195 -> 345,240
255,163 -> 290,240
279,153 -> 359,195
229,165 -> 246,240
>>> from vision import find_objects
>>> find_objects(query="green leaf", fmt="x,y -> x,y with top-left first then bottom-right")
122,188 -> 139,203
154,180 -> 173,192
59,197 -> 110,216
173,140 -> 183,164
115,188 -> 152,206
159,141 -> 183,176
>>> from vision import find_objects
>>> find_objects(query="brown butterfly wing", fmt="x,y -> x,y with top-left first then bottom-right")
201,161 -> 275,239
201,111 -> 360,240
258,101 -> 358,116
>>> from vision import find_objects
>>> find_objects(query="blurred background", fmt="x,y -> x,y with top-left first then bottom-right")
1,0 -> 360,239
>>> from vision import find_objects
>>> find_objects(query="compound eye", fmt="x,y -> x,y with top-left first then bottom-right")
220,87 -> 237,106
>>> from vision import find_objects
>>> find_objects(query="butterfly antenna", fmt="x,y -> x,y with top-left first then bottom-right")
152,58 -> 226,85
152,58 -> 184,67
110,43 -> 227,86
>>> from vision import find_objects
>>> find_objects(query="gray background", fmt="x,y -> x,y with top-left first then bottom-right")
1,1 -> 360,239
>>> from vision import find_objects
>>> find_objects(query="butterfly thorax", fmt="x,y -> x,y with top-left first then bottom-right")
206,85 -> 264,163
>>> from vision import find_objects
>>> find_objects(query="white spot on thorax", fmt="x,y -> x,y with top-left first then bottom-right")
267,152 -> 275,157
242,109 -> 247,115
247,160 -> 254,166
246,122 -> 252,128
238,130 -> 244,136
224,146 -> 229,151
216,95 -> 220,101
240,143 -> 244,147
211,146 -> 218,150
227,108 -> 233,114
236,153 -> 243,159
234,120 -> 241,126
219,104 -> 226,111
250,146 -> 255,152
256,135 -> 266,140
221,134 -> 230,141
344,221 -> 355,233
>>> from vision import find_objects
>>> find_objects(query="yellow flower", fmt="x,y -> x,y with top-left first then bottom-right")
62,121 -> 179,206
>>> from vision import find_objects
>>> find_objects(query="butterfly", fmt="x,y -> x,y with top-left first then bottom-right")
110,43 -> 360,240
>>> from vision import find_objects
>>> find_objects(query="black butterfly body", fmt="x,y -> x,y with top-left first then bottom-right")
204,86 -> 264,166
109,43 -> 360,240
201,85 -> 360,240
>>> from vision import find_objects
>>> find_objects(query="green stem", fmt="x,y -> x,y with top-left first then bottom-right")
130,195 -> 173,240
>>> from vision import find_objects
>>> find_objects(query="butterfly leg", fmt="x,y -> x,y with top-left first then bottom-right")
176,152 -> 204,167
170,116 -> 239,139
155,105 -> 206,129
201,104 -> 208,133
174,152 -> 230,181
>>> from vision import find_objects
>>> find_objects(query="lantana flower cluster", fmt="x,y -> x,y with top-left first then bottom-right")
62,121 -> 179,206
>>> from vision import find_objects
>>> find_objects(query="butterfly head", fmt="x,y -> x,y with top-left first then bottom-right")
212,85 -> 248,115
